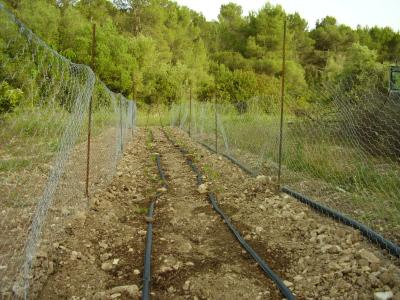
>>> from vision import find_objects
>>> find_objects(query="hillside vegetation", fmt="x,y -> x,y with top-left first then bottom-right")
1,0 -> 399,112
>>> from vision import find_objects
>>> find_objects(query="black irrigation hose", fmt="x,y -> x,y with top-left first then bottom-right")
156,155 -> 168,185
162,129 -> 296,300
142,131 -> 168,300
207,192 -> 295,300
192,131 -> 400,258
282,187 -> 400,257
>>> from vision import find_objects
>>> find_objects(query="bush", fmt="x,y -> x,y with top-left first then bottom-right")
0,81 -> 23,114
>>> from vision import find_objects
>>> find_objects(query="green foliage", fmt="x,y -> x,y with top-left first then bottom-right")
1,0 -> 399,113
0,81 -> 23,113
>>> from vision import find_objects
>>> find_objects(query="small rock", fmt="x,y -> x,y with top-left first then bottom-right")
138,230 -> 147,236
157,187 -> 167,193
99,241 -> 108,249
182,280 -> 190,291
109,285 -> 139,297
379,270 -> 393,286
283,280 -> 293,287
112,258 -> 120,265
293,275 -> 303,281
110,293 -> 121,299
100,253 -> 112,262
133,269 -> 140,275
48,261 -> 54,274
117,172 -> 123,177
101,262 -> 113,271
359,249 -> 380,264
197,184 -> 207,194
93,291 -> 107,300
159,265 -> 173,273
167,286 -> 175,293
374,291 -> 393,300
70,251 -> 79,260
145,216 -> 154,223
256,175 -> 268,184
255,226 -> 263,234
258,205 -> 266,211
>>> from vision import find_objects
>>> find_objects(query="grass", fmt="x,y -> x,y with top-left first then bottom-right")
135,206 -> 148,215
0,105 -> 124,171
203,163 -> 220,180
0,158 -> 31,172
137,107 -> 170,127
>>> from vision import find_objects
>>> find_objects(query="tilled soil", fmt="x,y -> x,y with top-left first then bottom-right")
29,126 -> 400,300
37,129 -> 153,299
1,128 -> 130,298
150,129 -> 280,300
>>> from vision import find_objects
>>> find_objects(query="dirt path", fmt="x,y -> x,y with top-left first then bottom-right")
149,129 -> 281,299
167,127 -> 400,300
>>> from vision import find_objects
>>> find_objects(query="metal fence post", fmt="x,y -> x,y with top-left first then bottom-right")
189,83 -> 192,136
85,22 -> 96,198
131,101 -> 134,137
119,96 -> 123,153
277,18 -> 287,188
214,96 -> 218,153
178,103 -> 181,127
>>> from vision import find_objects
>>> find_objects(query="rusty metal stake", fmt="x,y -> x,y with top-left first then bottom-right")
214,96 -> 218,153
85,23 -> 96,198
277,18 -> 287,189
85,97 -> 93,198
119,96 -> 123,153
189,84 -> 192,136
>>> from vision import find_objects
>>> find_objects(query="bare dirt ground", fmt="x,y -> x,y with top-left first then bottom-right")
0,127 -> 130,298
14,126 -> 400,300
37,129 -> 151,299
150,129 -> 280,300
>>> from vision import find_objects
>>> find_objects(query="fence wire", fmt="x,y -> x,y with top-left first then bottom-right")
171,81 -> 400,250
0,4 -> 136,299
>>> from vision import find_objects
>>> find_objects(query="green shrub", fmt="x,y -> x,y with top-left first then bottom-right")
0,81 -> 23,114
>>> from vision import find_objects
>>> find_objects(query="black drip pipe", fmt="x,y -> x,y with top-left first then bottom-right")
142,131 -> 169,300
162,129 -> 296,300
191,131 -> 400,258
282,187 -> 400,257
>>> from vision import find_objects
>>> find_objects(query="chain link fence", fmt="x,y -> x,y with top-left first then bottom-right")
171,80 -> 400,250
0,4 -> 136,298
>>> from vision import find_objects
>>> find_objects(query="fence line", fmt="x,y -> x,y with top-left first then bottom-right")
0,5 -> 136,299
170,87 -> 400,254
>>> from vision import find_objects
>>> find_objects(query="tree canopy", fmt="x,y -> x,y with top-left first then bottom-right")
1,0 -> 399,112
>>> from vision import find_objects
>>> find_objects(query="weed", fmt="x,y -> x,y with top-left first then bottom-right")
135,206 -> 148,215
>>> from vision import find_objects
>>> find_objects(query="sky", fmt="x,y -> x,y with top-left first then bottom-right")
174,0 -> 400,31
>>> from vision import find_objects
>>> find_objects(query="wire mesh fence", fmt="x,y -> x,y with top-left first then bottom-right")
171,80 -> 400,249
0,4 -> 136,299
